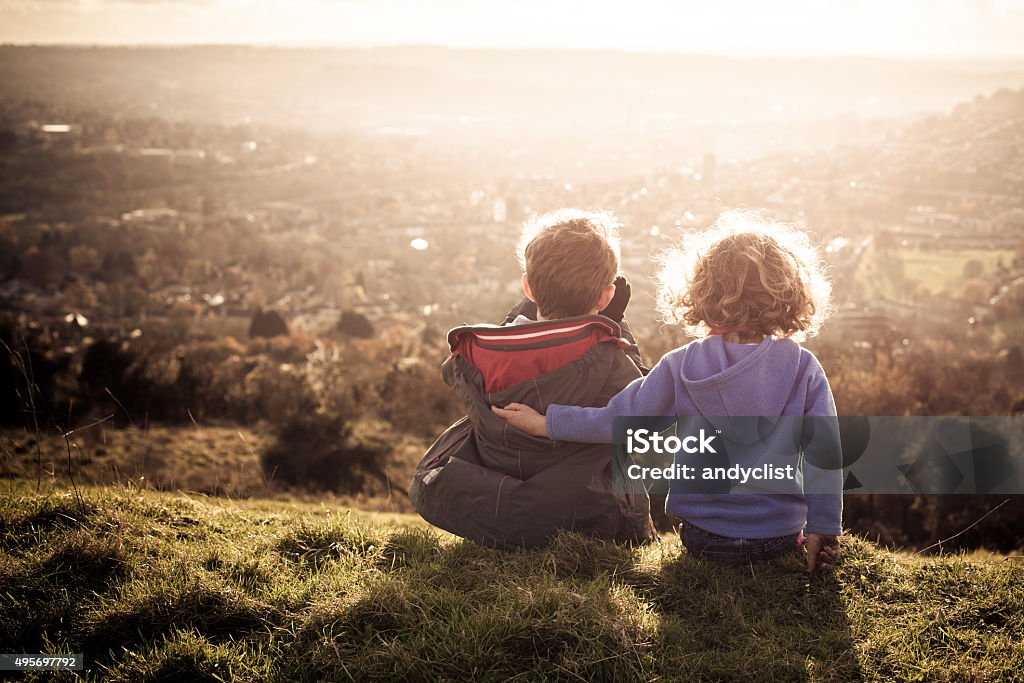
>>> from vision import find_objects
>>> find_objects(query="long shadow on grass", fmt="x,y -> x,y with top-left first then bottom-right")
368,528 -> 864,682
82,579 -> 272,664
0,530 -> 128,654
279,530 -> 654,681
645,544 -> 863,682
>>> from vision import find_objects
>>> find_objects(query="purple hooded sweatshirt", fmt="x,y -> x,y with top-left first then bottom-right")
545,335 -> 843,538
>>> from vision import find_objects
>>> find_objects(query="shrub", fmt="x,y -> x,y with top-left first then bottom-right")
335,310 -> 375,339
239,357 -> 317,424
377,357 -> 462,436
1,320 -> 74,428
260,413 -> 389,494
170,338 -> 249,421
248,308 -> 288,339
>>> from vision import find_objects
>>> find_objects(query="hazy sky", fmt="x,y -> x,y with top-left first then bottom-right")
3,0 -> 1024,58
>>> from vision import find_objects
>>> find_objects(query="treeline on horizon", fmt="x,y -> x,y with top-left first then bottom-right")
2,317 -> 1022,553
4,44 -> 1024,136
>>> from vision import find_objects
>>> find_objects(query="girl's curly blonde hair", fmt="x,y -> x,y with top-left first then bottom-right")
656,211 -> 833,341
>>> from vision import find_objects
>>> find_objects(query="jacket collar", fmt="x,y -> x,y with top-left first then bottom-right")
447,315 -> 630,394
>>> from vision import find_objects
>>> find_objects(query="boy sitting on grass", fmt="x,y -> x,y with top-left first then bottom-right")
410,209 -> 656,549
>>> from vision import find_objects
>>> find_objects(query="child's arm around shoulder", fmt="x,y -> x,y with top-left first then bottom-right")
492,347 -> 684,442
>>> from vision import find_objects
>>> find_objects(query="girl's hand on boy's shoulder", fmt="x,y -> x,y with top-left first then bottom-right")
804,533 -> 840,573
491,403 -> 549,437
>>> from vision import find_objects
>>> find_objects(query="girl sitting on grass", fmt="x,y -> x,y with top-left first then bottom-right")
493,211 -> 842,572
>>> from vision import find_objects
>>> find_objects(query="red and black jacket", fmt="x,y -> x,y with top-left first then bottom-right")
410,308 -> 655,550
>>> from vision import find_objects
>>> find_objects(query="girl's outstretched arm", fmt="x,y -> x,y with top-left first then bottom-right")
493,348 -> 683,443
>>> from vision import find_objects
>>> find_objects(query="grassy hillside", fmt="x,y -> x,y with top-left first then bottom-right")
0,425 -> 422,512
1,485 -> 1022,682
0,427 -> 274,499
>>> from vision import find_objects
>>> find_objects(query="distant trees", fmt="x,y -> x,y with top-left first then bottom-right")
377,358 -> 463,436
335,310 -> 374,339
1003,345 -> 1024,384
19,247 -> 68,289
961,279 -> 989,305
963,259 -> 984,280
79,338 -> 140,422
99,251 -> 138,282
0,232 -> 20,276
874,230 -> 896,254
0,129 -> 16,153
62,281 -> 99,310
249,308 -> 289,339
0,321 -> 72,428
69,245 -> 102,277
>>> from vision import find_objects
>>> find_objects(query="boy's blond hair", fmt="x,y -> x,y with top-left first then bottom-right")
517,209 -> 620,319
656,211 -> 833,340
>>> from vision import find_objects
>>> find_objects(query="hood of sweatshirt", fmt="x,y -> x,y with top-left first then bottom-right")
679,335 -> 803,445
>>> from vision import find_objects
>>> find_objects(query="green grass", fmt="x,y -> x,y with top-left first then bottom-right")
0,424 -> 422,512
1,485 -> 1022,682
899,249 -> 1014,296
0,426 -> 274,498
854,246 -> 1016,301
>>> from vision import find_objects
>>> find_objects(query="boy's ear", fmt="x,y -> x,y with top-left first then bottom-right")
522,274 -> 536,303
595,283 -> 616,313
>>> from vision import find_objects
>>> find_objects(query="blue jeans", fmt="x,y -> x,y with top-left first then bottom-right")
680,521 -> 801,565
